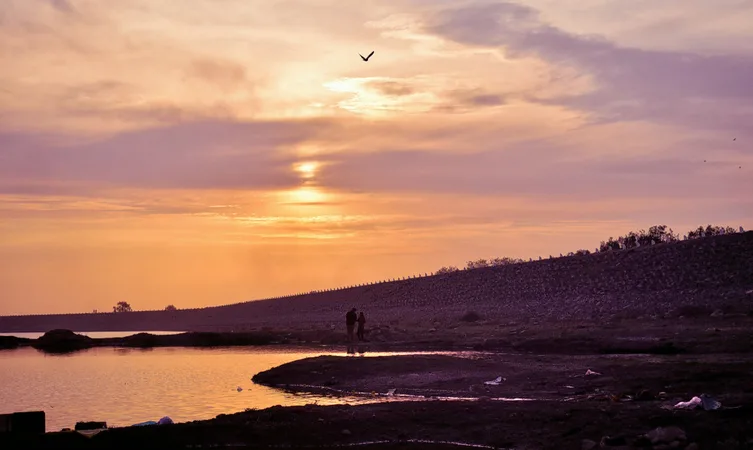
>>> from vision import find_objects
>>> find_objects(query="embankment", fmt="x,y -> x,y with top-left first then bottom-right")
1,232 -> 752,333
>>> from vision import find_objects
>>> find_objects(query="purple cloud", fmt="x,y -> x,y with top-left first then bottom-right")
0,119 -> 333,192
316,143 -> 752,202
424,1 -> 753,132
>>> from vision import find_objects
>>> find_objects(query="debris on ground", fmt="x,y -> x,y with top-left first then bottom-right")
700,394 -> 721,410
674,396 -> 702,409
585,369 -> 601,376
645,426 -> 687,445
673,394 -> 721,410
484,376 -> 505,386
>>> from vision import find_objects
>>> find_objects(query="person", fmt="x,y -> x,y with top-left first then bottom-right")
345,308 -> 357,342
357,311 -> 367,341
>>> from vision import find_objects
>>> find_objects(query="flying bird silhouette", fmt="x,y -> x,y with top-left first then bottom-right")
359,51 -> 374,62
733,138 -> 736,141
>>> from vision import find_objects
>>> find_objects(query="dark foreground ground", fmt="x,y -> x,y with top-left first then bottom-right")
3,317 -> 753,450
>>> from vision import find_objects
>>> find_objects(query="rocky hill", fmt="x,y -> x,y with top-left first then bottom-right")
1,232 -> 752,333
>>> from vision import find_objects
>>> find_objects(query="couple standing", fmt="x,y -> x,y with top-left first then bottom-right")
345,308 -> 367,342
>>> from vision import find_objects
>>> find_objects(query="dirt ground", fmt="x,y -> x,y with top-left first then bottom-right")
3,317 -> 753,450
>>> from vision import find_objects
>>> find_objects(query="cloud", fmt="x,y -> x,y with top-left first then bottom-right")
185,58 -> 250,90
0,118 -> 335,192
365,80 -> 416,97
422,1 -> 753,130
316,141 -> 752,202
47,0 -> 75,14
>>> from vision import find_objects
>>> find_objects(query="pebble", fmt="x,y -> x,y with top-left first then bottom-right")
646,426 -> 686,444
581,439 -> 596,450
341,429 -> 351,436
601,435 -> 627,446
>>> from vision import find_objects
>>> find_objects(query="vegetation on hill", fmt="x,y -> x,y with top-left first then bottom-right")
434,224 -> 744,275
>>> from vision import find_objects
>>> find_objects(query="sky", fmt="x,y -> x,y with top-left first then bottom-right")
1,0 -> 752,315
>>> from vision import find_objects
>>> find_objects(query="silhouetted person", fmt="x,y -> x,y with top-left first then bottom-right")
357,312 -> 367,341
346,308 -> 357,342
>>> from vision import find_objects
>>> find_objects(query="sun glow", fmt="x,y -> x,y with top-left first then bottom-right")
284,186 -> 327,205
294,161 -> 319,179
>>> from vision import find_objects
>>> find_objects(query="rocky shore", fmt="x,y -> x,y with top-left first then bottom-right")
3,317 -> 752,449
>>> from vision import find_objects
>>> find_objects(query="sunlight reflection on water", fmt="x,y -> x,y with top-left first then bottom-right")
0,345 -> 467,431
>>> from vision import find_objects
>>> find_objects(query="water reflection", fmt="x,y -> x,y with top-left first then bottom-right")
345,344 -> 370,356
0,346 -> 465,432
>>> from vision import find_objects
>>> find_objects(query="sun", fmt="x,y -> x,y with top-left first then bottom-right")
294,161 -> 319,179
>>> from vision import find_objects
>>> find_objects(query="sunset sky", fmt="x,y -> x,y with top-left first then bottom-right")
1,0 -> 752,315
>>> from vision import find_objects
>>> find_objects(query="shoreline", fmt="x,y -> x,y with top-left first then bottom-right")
3,314 -> 753,355
3,316 -> 753,449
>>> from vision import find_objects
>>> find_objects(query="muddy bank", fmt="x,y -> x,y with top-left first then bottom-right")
4,400 -> 753,449
0,335 -> 32,350
7,315 -> 753,355
252,353 -> 753,403
3,317 -> 753,449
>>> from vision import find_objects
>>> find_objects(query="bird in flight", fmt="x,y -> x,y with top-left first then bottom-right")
359,51 -> 375,62
733,138 -> 736,141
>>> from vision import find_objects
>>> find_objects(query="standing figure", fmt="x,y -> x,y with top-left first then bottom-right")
357,312 -> 367,341
346,308 -> 357,342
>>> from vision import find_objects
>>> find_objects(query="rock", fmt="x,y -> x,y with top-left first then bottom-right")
32,330 -> 94,354
716,438 -> 741,449
685,444 -> 699,450
341,429 -> 351,436
710,309 -> 724,317
647,427 -> 686,444
581,439 -> 597,450
600,435 -> 627,446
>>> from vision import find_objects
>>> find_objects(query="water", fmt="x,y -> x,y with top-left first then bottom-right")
0,344 -> 463,432
0,331 -> 181,339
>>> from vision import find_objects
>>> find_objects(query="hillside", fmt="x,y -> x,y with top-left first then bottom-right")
1,232 -> 752,333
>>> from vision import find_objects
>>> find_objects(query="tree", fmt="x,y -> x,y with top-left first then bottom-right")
113,301 -> 132,313
164,304 -> 177,312
434,266 -> 460,275
489,257 -> 524,266
599,237 -> 621,252
466,259 -> 490,270
687,224 -> 737,239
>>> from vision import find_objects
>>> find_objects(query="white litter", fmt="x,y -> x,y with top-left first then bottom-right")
585,369 -> 601,376
674,396 -> 702,409
565,385 -> 575,389
386,388 -> 396,396
700,394 -> 721,410
484,376 -> 505,386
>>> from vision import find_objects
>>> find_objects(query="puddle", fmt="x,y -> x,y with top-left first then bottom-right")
279,383 -> 539,404
239,439 -> 503,449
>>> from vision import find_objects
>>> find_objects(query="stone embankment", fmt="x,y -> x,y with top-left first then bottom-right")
1,232 -> 751,333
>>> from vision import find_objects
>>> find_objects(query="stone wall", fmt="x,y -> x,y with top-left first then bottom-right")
1,232 -> 751,333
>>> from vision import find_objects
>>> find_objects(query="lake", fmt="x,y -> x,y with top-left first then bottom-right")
0,331 -> 182,340
0,338 -> 457,432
